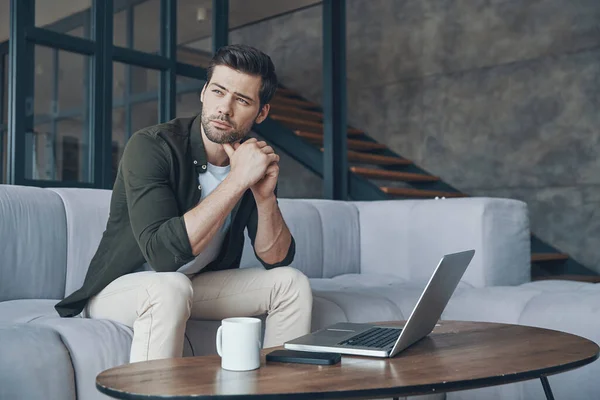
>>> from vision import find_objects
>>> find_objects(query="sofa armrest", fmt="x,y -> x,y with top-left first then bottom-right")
354,197 -> 531,288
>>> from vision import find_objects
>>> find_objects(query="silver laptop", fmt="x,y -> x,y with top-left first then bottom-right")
284,249 -> 475,357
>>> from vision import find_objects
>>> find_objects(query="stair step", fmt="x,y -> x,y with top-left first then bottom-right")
351,167 -> 439,182
270,105 -> 323,121
347,150 -> 412,165
296,131 -> 386,151
531,253 -> 569,262
276,87 -> 298,97
176,49 -> 212,67
380,187 -> 466,198
271,115 -> 363,135
271,96 -> 317,109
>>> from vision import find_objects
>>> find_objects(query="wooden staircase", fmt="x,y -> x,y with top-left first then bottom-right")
177,47 -> 591,280
268,85 -> 576,276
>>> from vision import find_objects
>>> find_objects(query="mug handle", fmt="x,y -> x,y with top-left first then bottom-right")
216,326 -> 223,357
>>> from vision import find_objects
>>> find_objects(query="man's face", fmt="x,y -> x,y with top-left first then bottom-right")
200,65 -> 269,144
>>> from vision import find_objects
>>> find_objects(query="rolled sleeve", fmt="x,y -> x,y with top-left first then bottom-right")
121,132 -> 195,272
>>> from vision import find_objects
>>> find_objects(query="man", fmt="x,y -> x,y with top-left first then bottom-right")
55,44 -> 313,363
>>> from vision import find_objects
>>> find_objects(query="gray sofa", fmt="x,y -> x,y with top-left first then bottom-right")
0,184 -> 598,400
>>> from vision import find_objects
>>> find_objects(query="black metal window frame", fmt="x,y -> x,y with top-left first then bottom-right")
322,0 -> 347,200
4,0 -> 346,199
4,0 -> 224,189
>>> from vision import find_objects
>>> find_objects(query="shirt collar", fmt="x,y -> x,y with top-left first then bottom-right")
190,114 -> 209,174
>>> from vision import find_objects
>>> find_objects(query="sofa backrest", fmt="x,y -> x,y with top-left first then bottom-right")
240,199 -> 361,278
46,190 -> 362,295
354,198 -> 530,288
0,185 -> 67,301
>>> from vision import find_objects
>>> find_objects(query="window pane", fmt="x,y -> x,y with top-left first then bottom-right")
176,92 -> 201,119
131,101 -> 158,134
112,108 -> 126,183
177,0 -> 212,50
33,46 -> 91,182
35,0 -> 92,39
133,0 -> 159,53
178,0 -> 322,55
176,75 -> 203,118
114,62 -> 159,101
228,0 -> 321,30
114,9 -> 128,48
177,47 -> 212,70
112,63 -> 159,184
1,54 -> 7,183
2,54 -> 6,123
131,66 -> 159,95
58,50 -> 87,112
57,117 -> 87,181
0,0 -> 8,45
30,123 -> 52,180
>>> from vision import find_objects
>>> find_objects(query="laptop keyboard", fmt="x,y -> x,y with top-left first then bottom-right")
338,327 -> 402,348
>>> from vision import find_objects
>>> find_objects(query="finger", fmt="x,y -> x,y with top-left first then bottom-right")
265,163 -> 279,176
267,154 -> 280,164
243,138 -> 258,145
232,141 -> 242,150
222,143 -> 234,158
261,146 -> 274,154
256,141 -> 268,148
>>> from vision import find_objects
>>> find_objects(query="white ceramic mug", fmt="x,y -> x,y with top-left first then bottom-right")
216,317 -> 262,371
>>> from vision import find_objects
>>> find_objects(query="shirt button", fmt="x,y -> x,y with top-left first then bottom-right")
193,160 -> 198,165
201,165 -> 207,170
198,185 -> 202,190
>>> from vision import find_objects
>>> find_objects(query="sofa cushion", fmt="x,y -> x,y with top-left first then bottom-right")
0,185 -> 68,301
310,274 -> 474,330
0,323 -> 76,400
184,319 -> 223,356
301,200 -> 361,278
48,188 -> 113,297
242,200 -> 325,278
31,316 -> 132,400
0,299 -> 61,323
441,286 -> 542,324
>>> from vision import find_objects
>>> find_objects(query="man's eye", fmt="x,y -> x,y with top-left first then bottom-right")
237,98 -> 249,105
212,89 -> 223,95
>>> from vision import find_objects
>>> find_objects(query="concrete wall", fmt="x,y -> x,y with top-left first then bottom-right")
224,0 -> 600,273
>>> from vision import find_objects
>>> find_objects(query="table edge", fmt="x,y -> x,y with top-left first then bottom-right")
95,351 -> 599,400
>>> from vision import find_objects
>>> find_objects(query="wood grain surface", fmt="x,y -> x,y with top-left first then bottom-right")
96,321 -> 599,400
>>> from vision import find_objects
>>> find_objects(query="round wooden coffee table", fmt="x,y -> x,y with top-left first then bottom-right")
96,321 -> 599,400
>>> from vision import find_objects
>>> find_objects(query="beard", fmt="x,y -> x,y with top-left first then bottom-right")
201,109 -> 252,144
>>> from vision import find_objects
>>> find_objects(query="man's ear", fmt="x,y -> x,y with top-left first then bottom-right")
255,104 -> 270,124
200,83 -> 207,103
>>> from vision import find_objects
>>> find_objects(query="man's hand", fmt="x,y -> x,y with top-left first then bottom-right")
248,140 -> 279,203
251,161 -> 279,203
223,138 -> 279,193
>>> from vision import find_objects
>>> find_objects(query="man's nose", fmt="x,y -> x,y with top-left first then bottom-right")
217,98 -> 233,115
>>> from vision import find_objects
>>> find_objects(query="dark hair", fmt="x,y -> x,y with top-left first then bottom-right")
206,44 -> 278,107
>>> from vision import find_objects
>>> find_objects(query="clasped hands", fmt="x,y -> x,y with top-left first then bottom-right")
222,138 -> 279,203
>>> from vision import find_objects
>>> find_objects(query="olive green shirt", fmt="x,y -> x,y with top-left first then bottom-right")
55,114 -> 295,318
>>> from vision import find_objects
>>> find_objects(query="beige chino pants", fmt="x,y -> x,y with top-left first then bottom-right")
84,266 -> 313,363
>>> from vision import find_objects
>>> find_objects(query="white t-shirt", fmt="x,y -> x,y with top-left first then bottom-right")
176,162 -> 231,275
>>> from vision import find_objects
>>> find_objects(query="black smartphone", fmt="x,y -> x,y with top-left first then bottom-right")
266,349 -> 341,365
